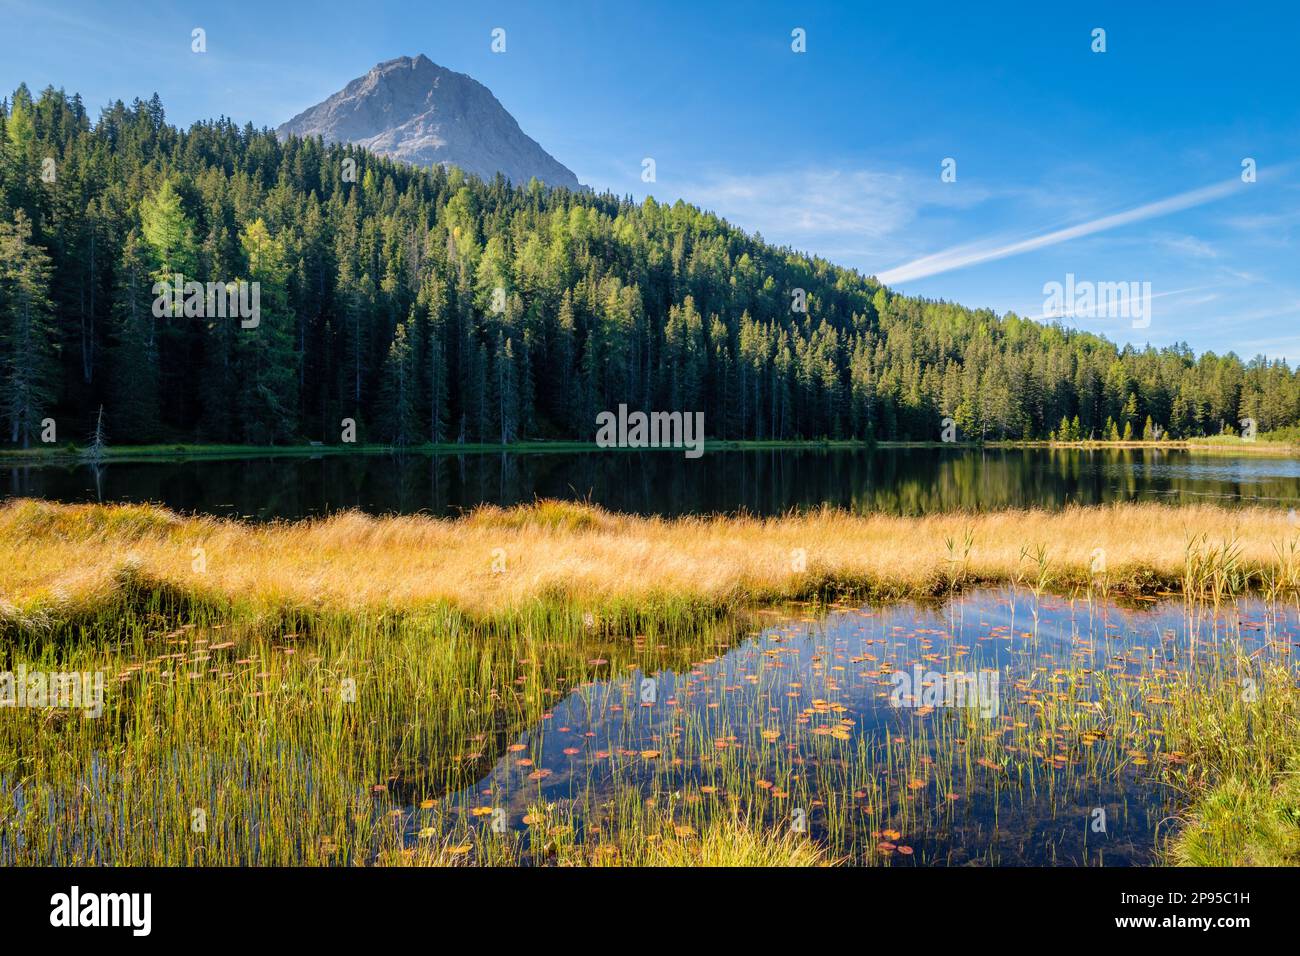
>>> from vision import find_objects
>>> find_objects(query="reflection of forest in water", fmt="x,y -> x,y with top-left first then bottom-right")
4,447 -> 1300,520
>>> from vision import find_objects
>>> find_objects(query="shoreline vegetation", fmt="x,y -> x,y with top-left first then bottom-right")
6,497 -> 1300,627
1162,663 -> 1299,866
3,497 -> 1297,867
2,435 -> 1298,465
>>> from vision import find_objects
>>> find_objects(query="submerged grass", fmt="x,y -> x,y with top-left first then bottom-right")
5,583 -> 1289,867
0,602 -> 751,865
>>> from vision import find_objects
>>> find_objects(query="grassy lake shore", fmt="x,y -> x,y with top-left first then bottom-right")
0,497 -> 1296,634
3,497 -> 1300,628
2,497 -> 1297,867
1161,663 -> 1300,866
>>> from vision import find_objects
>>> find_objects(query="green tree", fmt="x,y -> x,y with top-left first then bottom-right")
379,320 -> 418,445
234,218 -> 298,442
140,179 -> 197,285
0,210 -> 59,446
107,228 -> 160,439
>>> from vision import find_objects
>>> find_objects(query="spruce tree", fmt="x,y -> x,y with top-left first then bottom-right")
0,210 -> 58,446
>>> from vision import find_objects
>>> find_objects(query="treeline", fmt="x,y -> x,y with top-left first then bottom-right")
2,83 -> 1299,449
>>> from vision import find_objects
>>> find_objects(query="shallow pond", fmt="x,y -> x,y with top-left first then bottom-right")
4,587 -> 1296,866
408,587 -> 1297,865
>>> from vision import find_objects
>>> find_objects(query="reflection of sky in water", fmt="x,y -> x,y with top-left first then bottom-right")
1111,457 -> 1300,484
433,590 -> 1298,866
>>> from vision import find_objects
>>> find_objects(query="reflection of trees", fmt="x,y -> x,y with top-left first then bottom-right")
384,615 -> 749,803
5,447 -> 1300,519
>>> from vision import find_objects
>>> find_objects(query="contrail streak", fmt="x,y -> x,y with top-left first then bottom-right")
874,169 -> 1283,285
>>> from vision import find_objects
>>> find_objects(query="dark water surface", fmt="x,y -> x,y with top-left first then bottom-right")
4,446 -> 1300,519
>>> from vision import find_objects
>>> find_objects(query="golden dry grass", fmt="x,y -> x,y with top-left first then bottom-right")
2,497 -> 1297,625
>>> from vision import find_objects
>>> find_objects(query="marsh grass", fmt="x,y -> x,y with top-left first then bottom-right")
1160,660 -> 1300,865
3,498 -> 1298,867
1,585 -> 1291,866
381,806 -> 831,867
5,499 -> 1300,637
591,813 -> 829,867
0,602 -> 750,865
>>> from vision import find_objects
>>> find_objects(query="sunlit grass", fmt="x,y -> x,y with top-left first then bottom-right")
4,498 -> 1300,635
592,813 -> 829,867
0,604 -> 749,865
3,498 -> 1298,867
1161,661 -> 1300,866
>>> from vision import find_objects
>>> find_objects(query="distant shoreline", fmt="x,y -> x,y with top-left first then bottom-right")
2,436 -> 1298,465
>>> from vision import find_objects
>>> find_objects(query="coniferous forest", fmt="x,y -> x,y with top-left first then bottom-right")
3,83 -> 1299,450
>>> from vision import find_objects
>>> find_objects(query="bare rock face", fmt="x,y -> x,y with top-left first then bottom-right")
277,55 -> 580,190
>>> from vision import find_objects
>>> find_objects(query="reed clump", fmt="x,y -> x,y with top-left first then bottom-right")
1161,661 -> 1300,866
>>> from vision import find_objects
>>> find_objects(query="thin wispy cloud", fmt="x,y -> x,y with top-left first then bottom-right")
1214,301 -> 1300,325
1157,234 -> 1218,259
874,172 -> 1277,285
0,0 -> 168,59
1222,208 -> 1300,231
683,169 -> 918,236
669,166 -> 989,262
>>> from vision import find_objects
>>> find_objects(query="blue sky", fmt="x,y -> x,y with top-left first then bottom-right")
3,0 -> 1298,359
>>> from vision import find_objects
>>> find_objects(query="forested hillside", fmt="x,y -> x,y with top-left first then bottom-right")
2,83 -> 1297,449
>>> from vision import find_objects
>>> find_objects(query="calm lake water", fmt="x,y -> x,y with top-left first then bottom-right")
4,446 -> 1300,519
